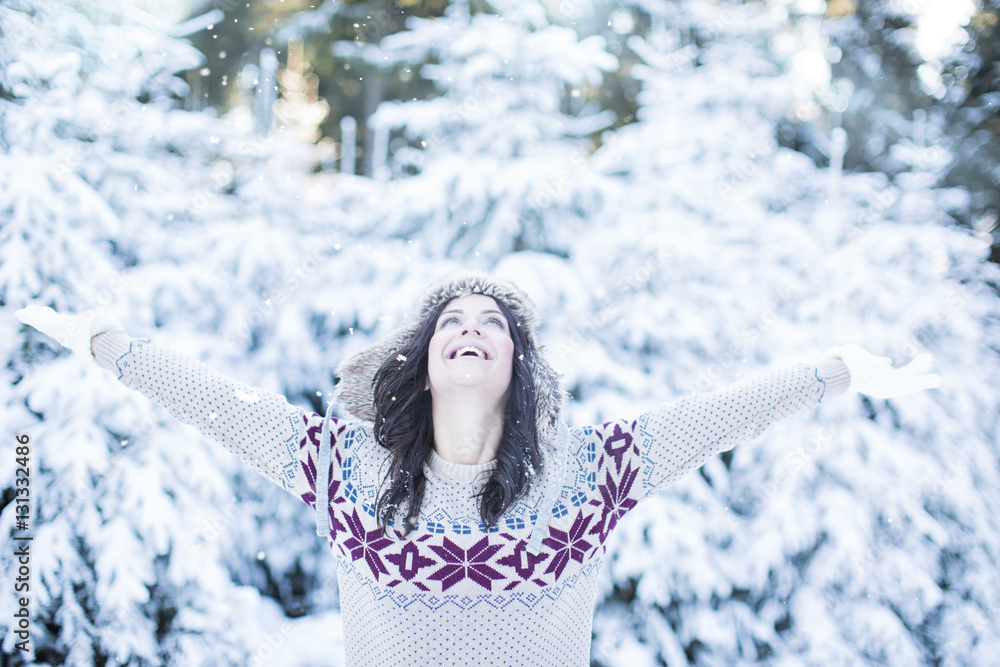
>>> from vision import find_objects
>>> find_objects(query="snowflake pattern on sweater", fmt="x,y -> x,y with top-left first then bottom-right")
292,368 -> 829,598
90,330 -> 843,666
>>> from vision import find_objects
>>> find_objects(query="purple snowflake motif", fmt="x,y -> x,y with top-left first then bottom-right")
541,510 -> 595,580
496,540 -> 551,590
385,542 -> 436,591
427,536 -> 505,592
325,505 -> 351,554
341,507 -> 395,580
589,459 -> 639,545
298,418 -> 346,509
600,420 -> 637,475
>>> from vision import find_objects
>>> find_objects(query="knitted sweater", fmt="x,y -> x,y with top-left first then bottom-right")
91,330 -> 850,666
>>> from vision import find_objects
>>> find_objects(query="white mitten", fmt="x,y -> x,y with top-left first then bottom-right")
15,304 -> 124,357
822,343 -> 942,399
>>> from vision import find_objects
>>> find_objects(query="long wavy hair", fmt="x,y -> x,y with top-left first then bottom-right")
371,296 -> 541,538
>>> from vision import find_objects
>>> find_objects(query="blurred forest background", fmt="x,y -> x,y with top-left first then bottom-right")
2,0 -> 1000,665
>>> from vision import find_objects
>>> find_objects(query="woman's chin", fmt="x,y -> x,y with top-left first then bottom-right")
429,370 -> 509,395
438,375 -> 500,390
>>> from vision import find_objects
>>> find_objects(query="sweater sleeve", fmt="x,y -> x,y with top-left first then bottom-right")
90,330 -> 348,509
570,360 -> 849,519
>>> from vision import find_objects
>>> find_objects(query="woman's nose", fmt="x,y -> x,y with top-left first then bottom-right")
461,320 -> 482,335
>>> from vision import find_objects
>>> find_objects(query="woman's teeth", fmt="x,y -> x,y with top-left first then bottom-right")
452,346 -> 486,359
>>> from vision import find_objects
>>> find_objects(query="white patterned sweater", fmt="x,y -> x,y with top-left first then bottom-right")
91,329 -> 850,666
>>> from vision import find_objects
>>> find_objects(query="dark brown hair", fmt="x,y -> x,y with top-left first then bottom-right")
371,295 -> 540,538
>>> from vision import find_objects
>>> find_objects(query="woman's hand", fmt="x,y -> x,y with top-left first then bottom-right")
822,343 -> 942,399
15,304 -> 124,357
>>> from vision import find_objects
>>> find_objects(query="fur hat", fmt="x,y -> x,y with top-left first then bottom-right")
331,268 -> 570,447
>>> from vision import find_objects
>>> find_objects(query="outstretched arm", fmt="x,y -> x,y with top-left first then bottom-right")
573,347 -> 939,514
631,359 -> 849,499
90,329 -> 317,495
16,304 -> 343,505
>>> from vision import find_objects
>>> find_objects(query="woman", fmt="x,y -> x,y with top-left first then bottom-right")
16,269 -> 940,666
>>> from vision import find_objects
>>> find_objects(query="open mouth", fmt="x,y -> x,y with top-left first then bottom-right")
449,345 -> 489,360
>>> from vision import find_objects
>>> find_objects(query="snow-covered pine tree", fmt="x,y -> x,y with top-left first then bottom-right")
537,0 -> 1000,664
0,1 -> 357,663
247,1 -> 1000,662
8,0 -> 996,664
794,0 -> 999,262
939,0 -> 1000,263
312,0 -> 623,263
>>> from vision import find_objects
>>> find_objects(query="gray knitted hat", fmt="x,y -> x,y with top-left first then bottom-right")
314,269 -> 572,554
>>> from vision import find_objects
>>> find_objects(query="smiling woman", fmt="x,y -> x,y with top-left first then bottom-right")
368,289 -> 540,542
15,268 -> 941,666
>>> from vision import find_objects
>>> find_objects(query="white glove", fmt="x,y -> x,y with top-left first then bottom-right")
822,343 -> 942,399
15,304 -> 124,357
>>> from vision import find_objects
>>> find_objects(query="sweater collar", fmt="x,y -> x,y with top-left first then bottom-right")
423,422 -> 570,557
427,449 -> 497,481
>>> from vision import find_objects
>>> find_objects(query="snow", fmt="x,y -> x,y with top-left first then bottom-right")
3,0 -> 999,664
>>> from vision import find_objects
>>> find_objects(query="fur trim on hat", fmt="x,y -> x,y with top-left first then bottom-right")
332,269 -> 569,448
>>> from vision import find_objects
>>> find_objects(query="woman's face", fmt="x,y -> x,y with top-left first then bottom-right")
424,293 -> 515,404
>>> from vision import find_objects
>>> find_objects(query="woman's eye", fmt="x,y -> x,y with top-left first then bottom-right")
439,316 -> 505,328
